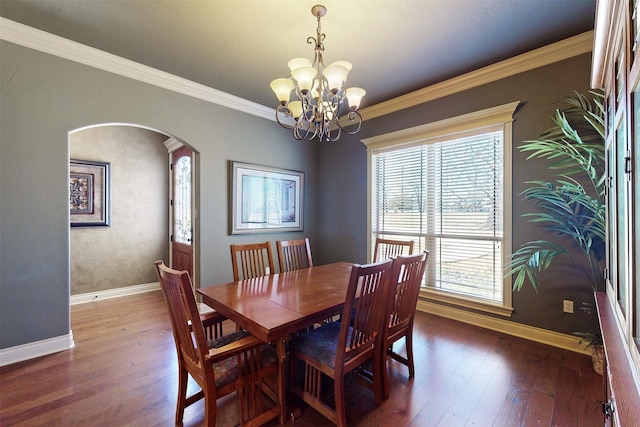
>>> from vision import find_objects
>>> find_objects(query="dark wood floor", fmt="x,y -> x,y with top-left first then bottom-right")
0,290 -> 604,426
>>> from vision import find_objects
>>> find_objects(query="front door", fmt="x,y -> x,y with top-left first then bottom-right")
171,146 -> 193,277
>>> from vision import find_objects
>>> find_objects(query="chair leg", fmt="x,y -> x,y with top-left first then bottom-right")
381,343 -> 393,400
373,349 -> 386,404
406,332 -> 415,378
203,387 -> 217,427
176,365 -> 188,423
334,374 -> 347,427
289,352 -> 297,399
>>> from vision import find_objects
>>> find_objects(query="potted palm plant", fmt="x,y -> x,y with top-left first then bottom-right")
506,90 -> 606,373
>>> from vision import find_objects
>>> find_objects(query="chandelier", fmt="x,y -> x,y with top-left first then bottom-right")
270,5 -> 366,142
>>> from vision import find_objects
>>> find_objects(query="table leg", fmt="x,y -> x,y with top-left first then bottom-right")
276,337 -> 287,424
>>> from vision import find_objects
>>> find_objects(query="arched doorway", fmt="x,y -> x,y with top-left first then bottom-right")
69,124 -> 199,301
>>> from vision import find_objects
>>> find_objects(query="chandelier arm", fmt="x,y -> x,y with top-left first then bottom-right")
293,123 -> 304,140
275,105 -> 295,130
309,122 -> 320,140
318,121 -> 328,141
335,110 -> 363,135
294,120 -> 318,141
324,123 -> 341,142
294,126 -> 309,140
300,95 -> 316,124
317,121 -> 340,142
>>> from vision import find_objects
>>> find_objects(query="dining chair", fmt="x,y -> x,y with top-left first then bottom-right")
288,259 -> 394,427
276,238 -> 313,272
372,237 -> 415,262
230,242 -> 275,282
382,251 -> 429,399
154,261 -> 280,427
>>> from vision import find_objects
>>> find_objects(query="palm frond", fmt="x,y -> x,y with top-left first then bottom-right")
520,180 -> 605,260
506,240 -> 569,291
508,90 -> 606,293
519,90 -> 606,197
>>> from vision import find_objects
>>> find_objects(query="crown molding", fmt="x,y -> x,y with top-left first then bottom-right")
163,137 -> 184,153
359,31 -> 594,121
0,17 -> 276,122
362,101 -> 520,152
1,17 -> 593,125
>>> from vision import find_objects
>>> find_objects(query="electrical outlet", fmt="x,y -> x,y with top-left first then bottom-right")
563,299 -> 574,313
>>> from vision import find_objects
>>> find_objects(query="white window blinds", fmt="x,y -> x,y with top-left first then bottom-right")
373,127 -> 504,302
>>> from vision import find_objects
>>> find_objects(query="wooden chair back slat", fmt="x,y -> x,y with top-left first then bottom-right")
230,242 -> 275,281
373,237 -> 415,262
276,238 -> 313,272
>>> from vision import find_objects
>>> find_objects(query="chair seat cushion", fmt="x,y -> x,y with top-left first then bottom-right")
209,331 -> 277,388
289,322 -> 344,369
208,330 -> 250,349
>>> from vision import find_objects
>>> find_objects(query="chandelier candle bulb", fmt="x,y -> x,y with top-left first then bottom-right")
270,4 -> 365,141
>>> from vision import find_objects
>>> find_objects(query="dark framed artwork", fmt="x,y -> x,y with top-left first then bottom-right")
230,161 -> 304,234
70,159 -> 111,227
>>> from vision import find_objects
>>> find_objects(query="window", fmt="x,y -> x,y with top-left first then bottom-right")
174,155 -> 192,245
363,102 -> 518,316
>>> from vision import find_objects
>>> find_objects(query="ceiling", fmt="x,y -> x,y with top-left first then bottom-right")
0,0 -> 596,110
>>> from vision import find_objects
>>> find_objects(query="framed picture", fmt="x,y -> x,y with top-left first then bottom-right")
230,161 -> 304,234
70,159 -> 111,227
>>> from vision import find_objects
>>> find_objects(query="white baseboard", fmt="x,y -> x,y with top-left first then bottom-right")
70,282 -> 160,305
0,332 -> 74,367
1,283 -> 161,366
417,299 -> 590,355
1,283 -> 162,366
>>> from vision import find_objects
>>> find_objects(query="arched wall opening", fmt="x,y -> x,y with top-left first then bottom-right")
69,123 -> 198,301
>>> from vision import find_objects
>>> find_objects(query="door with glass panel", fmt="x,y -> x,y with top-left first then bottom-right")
171,146 -> 193,277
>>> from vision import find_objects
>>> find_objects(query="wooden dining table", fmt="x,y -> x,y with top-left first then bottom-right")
197,261 -> 355,424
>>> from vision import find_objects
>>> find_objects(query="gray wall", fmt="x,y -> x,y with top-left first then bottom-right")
69,126 -> 169,295
1,36 -> 595,351
0,41 -> 318,349
316,53 -> 597,336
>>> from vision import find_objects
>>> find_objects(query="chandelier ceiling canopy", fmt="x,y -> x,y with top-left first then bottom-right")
270,5 -> 365,142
